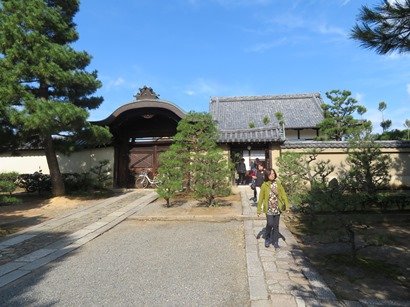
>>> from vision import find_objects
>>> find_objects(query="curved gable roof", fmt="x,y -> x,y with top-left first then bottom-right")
93,99 -> 186,126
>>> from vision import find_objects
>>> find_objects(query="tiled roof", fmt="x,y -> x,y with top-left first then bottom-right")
218,126 -> 284,144
210,93 -> 325,130
281,140 -> 410,149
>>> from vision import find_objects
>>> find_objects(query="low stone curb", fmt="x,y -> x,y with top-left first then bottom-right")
129,215 -> 246,222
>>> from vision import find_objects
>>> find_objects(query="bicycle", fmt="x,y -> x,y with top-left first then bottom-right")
135,171 -> 161,189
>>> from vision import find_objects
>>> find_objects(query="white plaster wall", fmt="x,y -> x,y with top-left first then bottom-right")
0,147 -> 114,175
279,146 -> 410,188
285,129 -> 319,140
0,150 -> 49,174
57,147 -> 114,174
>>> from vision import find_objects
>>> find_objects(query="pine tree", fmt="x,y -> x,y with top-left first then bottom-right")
156,150 -> 184,207
158,111 -> 232,206
404,119 -> 410,140
192,149 -> 231,207
171,111 -> 220,191
316,90 -> 371,141
345,137 -> 391,193
0,0 -> 111,196
351,0 -> 410,55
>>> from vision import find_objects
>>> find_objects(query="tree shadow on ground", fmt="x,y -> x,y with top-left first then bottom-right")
284,212 -> 410,301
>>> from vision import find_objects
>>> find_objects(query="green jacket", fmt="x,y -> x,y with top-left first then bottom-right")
257,179 -> 289,214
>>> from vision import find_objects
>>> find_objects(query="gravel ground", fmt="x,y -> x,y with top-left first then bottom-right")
0,220 -> 250,307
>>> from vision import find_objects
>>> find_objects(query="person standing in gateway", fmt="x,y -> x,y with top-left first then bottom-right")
254,162 -> 264,202
257,168 -> 289,250
236,158 -> 246,185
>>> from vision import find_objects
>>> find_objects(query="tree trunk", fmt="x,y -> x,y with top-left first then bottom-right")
346,222 -> 357,264
44,134 -> 65,196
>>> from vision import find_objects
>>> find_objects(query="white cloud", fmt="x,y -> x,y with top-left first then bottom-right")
266,14 -> 306,30
184,79 -> 220,96
355,92 -> 364,103
102,77 -> 126,91
214,0 -> 271,6
341,0 -> 351,6
407,83 -> 410,96
113,77 -> 125,86
185,90 -> 195,96
317,23 -> 346,37
185,0 -> 270,8
246,37 -> 290,53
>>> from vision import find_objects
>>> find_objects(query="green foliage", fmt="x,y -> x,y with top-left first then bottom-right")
312,181 -> 345,212
0,181 -> 17,196
380,119 -> 392,132
0,172 -> 19,182
0,195 -> 22,205
156,150 -> 184,207
343,138 -> 391,194
351,0 -> 410,55
62,173 -> 93,193
373,129 -> 408,140
276,152 -> 308,205
248,121 -> 255,128
404,119 -> 410,140
274,112 -> 285,125
0,107 -> 18,151
276,150 -> 335,205
316,90 -> 371,141
61,160 -> 112,193
262,116 -> 270,125
376,192 -> 410,210
377,101 -> 391,133
0,172 -> 19,196
89,160 -> 112,189
170,111 -> 220,192
172,111 -> 219,153
191,149 -> 232,207
0,0 -> 111,196
156,111 -> 232,206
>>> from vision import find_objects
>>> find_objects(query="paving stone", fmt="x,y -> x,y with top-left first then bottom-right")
262,261 -> 278,272
265,271 -> 289,281
269,294 -> 298,307
268,282 -> 286,294
249,275 -> 269,300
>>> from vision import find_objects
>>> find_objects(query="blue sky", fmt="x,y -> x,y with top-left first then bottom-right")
73,0 -> 410,133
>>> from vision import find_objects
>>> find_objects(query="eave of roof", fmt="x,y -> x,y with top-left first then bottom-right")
217,126 -> 284,144
281,140 -> 410,149
92,99 -> 186,126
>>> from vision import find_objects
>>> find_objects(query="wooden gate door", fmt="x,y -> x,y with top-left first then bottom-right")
128,145 -> 169,187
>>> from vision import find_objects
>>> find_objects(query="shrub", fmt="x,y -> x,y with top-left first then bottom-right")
0,195 -> 22,205
0,172 -> 19,196
89,160 -> 112,189
192,149 -> 232,207
62,173 -> 93,193
376,192 -> 410,210
156,150 -> 184,207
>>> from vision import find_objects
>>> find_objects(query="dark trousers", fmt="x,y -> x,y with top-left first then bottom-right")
237,172 -> 245,185
265,214 -> 280,244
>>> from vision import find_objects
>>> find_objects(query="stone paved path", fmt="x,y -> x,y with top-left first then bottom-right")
0,190 -> 156,288
241,186 -> 410,307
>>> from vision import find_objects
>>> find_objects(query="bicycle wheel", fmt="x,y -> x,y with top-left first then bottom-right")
152,177 -> 161,187
135,177 -> 146,189
142,178 -> 149,188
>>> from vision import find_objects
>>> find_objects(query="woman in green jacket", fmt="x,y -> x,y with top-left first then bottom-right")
257,168 -> 289,249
